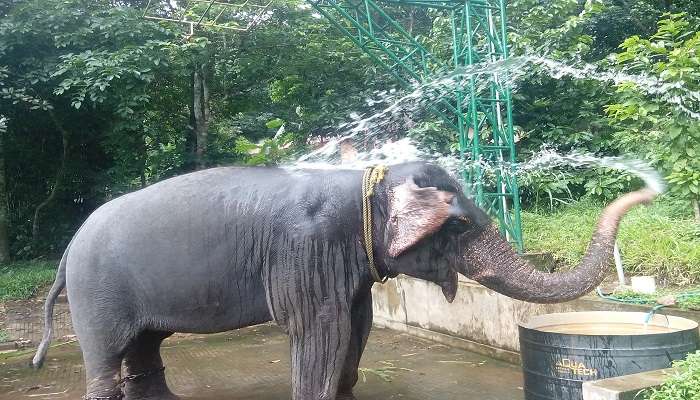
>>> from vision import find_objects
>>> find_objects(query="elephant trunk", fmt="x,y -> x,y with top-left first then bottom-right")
461,188 -> 657,304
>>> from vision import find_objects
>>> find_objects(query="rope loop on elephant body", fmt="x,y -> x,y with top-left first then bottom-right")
362,165 -> 389,284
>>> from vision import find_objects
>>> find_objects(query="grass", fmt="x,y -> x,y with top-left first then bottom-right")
641,351 -> 700,400
0,261 -> 58,301
601,288 -> 700,310
358,361 -> 413,383
522,198 -> 700,286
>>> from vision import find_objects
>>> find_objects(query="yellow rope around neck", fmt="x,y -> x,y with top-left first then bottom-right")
362,165 -> 388,283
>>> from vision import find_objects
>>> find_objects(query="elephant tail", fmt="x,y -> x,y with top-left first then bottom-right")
31,245 -> 69,369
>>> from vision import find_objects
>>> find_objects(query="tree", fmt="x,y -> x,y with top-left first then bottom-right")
0,115 -> 9,262
606,13 -> 700,221
0,0 -> 388,258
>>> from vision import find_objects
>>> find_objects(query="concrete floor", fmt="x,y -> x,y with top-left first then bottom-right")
0,323 -> 524,400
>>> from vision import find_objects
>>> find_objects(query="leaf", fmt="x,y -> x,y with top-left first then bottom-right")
265,118 -> 284,129
669,125 -> 684,139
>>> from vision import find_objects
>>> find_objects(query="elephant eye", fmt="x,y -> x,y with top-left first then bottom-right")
443,217 -> 470,234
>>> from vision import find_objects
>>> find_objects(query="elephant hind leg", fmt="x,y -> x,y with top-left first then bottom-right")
122,330 -> 178,400
77,334 -> 130,400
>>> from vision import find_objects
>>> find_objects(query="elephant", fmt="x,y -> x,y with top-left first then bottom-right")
32,161 -> 656,400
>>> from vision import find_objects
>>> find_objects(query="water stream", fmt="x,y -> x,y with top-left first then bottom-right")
287,54 -> 689,195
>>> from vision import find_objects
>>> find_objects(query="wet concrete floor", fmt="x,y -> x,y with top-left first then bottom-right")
0,323 -> 524,400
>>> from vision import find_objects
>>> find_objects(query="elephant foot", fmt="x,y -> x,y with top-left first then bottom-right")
83,390 -> 124,400
122,385 -> 179,400
124,394 -> 179,400
121,368 -> 179,400
123,389 -> 179,400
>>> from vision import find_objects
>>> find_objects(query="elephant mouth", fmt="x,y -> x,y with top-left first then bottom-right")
438,268 -> 458,303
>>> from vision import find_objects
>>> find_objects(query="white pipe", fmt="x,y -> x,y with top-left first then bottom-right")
613,241 -> 625,287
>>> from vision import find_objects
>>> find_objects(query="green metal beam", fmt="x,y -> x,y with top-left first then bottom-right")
309,0 -> 524,251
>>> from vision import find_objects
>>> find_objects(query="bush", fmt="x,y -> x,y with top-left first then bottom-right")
606,13 -> 700,216
0,261 -> 57,301
522,197 -> 700,286
642,351 -> 700,400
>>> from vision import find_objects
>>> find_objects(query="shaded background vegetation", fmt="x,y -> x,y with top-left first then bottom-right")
0,0 -> 698,285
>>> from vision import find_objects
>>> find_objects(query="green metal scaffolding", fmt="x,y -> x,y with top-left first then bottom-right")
309,0 -> 524,251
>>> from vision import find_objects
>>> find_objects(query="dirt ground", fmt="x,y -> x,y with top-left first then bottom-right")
0,297 -> 74,346
0,299 -> 524,400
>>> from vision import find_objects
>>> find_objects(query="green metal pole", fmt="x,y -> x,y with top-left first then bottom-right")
309,0 -> 523,250
498,0 -> 523,252
451,9 -> 470,190
464,2 -> 483,205
363,0 -> 374,35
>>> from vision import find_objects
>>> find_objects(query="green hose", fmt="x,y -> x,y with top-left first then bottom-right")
595,287 -> 655,305
596,288 -> 700,323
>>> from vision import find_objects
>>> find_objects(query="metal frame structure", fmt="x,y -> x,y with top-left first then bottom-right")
143,0 -> 273,33
308,0 -> 524,251
140,0 -> 523,250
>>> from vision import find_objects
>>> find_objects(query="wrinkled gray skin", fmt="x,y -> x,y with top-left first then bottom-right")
32,162 -> 656,400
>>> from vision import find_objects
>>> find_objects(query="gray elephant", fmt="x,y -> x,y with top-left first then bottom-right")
32,162 -> 655,400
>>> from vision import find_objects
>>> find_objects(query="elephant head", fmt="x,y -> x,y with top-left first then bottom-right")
371,162 -> 657,304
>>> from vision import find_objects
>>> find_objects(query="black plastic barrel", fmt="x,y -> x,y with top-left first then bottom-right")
519,311 -> 699,400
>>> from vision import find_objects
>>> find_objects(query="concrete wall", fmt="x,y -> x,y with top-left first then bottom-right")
371,275 -> 700,364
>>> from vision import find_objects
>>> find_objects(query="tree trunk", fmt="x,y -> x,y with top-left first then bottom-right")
190,62 -> 211,170
32,111 -> 68,245
0,127 -> 10,263
139,134 -> 147,188
693,198 -> 700,223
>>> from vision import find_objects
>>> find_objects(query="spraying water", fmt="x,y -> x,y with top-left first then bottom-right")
525,56 -> 700,121
516,149 -> 666,194
287,54 -> 683,195
294,57 -> 530,167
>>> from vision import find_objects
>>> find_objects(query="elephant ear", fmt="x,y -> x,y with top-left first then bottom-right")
387,177 -> 455,258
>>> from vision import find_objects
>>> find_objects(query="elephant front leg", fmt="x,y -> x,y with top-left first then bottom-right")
289,303 -> 352,400
337,292 -> 373,400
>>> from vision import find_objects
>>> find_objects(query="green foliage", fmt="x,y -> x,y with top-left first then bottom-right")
0,0 -> 385,257
509,0 -> 603,59
642,351 -> 700,400
407,120 -> 456,155
234,132 -> 301,166
520,166 -> 641,209
0,330 -> 8,343
515,9 -> 700,216
602,288 -> 700,311
0,261 -> 57,301
508,0 -> 625,205
679,295 -> 700,311
606,13 -> 700,208
522,198 -> 700,286
581,168 -> 639,201
519,169 -> 575,210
